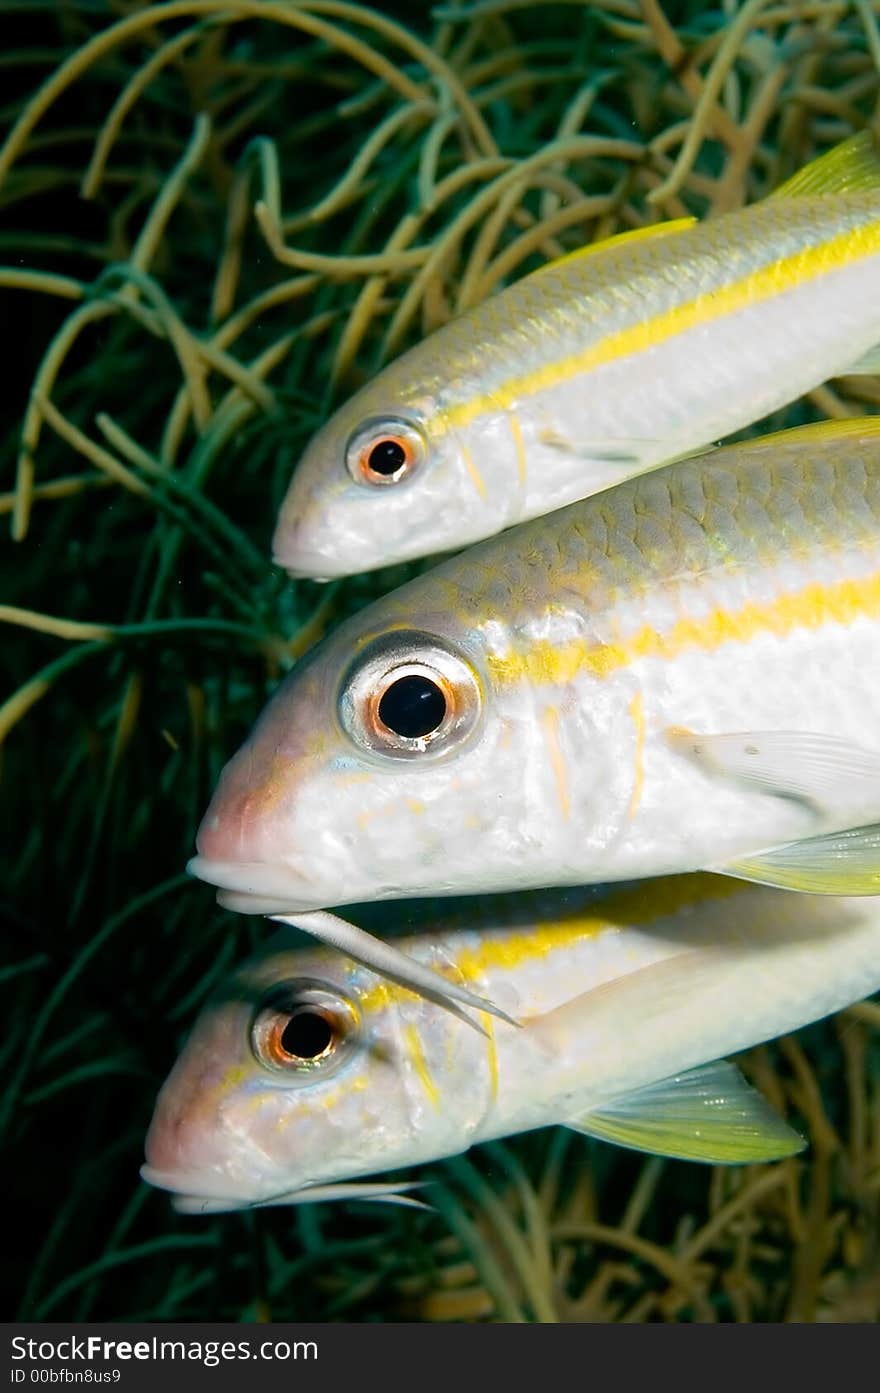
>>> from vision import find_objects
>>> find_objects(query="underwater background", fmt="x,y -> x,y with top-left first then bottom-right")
2,0 -> 880,1322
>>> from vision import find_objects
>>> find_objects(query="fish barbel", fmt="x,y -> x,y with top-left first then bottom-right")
275,132 -> 880,580
192,419 -> 880,949
141,876 -> 880,1213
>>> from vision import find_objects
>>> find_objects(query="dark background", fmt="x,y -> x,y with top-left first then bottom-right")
2,0 -> 879,1322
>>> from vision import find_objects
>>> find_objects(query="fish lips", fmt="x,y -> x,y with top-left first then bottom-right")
270,542 -> 337,584
186,855 -> 325,915
141,1164 -> 427,1215
141,1163 -> 303,1214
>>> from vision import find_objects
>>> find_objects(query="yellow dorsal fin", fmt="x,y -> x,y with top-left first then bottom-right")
771,129 -> 880,199
737,415 -> 880,451
539,217 -> 697,275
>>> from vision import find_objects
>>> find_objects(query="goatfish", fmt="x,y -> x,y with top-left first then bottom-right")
192,414 -> 880,1003
275,131 -> 880,581
141,875 -> 880,1214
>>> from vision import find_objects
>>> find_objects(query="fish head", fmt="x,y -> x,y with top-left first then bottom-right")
272,369 -> 517,579
142,931 -> 492,1211
190,585 -> 633,911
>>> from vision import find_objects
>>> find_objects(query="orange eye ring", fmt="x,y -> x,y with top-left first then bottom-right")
357,435 -> 415,483
345,416 -> 425,487
251,982 -> 360,1076
338,632 -> 483,761
261,1006 -> 338,1066
368,664 -> 454,744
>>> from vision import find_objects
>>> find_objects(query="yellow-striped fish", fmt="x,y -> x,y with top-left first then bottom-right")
192,418 -> 880,950
141,876 -> 880,1213
275,131 -> 880,580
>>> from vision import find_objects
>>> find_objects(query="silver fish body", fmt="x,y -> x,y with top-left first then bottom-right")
193,419 -> 880,916
275,135 -> 880,578
142,877 -> 880,1212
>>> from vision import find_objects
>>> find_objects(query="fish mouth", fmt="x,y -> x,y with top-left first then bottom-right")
141,1164 -> 428,1215
140,1163 -> 255,1204
187,855 -> 325,915
141,1162 -> 293,1214
271,547 -> 337,583
271,526 -> 344,582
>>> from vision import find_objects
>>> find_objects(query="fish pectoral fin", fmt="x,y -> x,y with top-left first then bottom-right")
843,343 -> 880,376
566,1060 -> 805,1164
677,726 -> 880,888
538,431 -> 719,468
537,428 -> 643,463
667,727 -> 880,812
771,128 -> 880,198
718,822 -> 880,894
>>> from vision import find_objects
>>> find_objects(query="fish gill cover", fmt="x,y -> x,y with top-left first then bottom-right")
1,0 -> 879,1323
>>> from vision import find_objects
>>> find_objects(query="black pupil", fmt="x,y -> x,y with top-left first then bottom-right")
368,438 -> 407,476
378,674 -> 447,738
281,1009 -> 334,1059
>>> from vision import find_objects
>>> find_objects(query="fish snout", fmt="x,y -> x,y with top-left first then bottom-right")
142,1094 -> 204,1179
271,484 -> 344,580
195,803 -> 252,866
142,1016 -> 276,1206
195,750 -> 276,864
142,1075 -> 230,1198
190,768 -> 318,910
190,647 -> 348,911
192,723 -> 308,875
271,517 -> 338,582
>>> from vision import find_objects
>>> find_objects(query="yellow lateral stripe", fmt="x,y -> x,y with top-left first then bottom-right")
488,566 -> 880,688
402,1023 -> 440,1108
356,873 -> 748,1015
441,218 -> 880,431
627,691 -> 646,820
451,875 -> 748,980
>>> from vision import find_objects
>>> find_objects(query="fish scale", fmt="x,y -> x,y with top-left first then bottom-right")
438,435 -> 878,627
142,876 -> 880,1212
191,417 -> 880,919
274,132 -> 880,579
432,199 -> 879,419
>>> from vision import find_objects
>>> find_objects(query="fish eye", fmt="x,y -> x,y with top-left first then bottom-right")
378,673 -> 447,738
345,417 -> 425,487
338,631 -> 482,759
251,982 -> 359,1076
